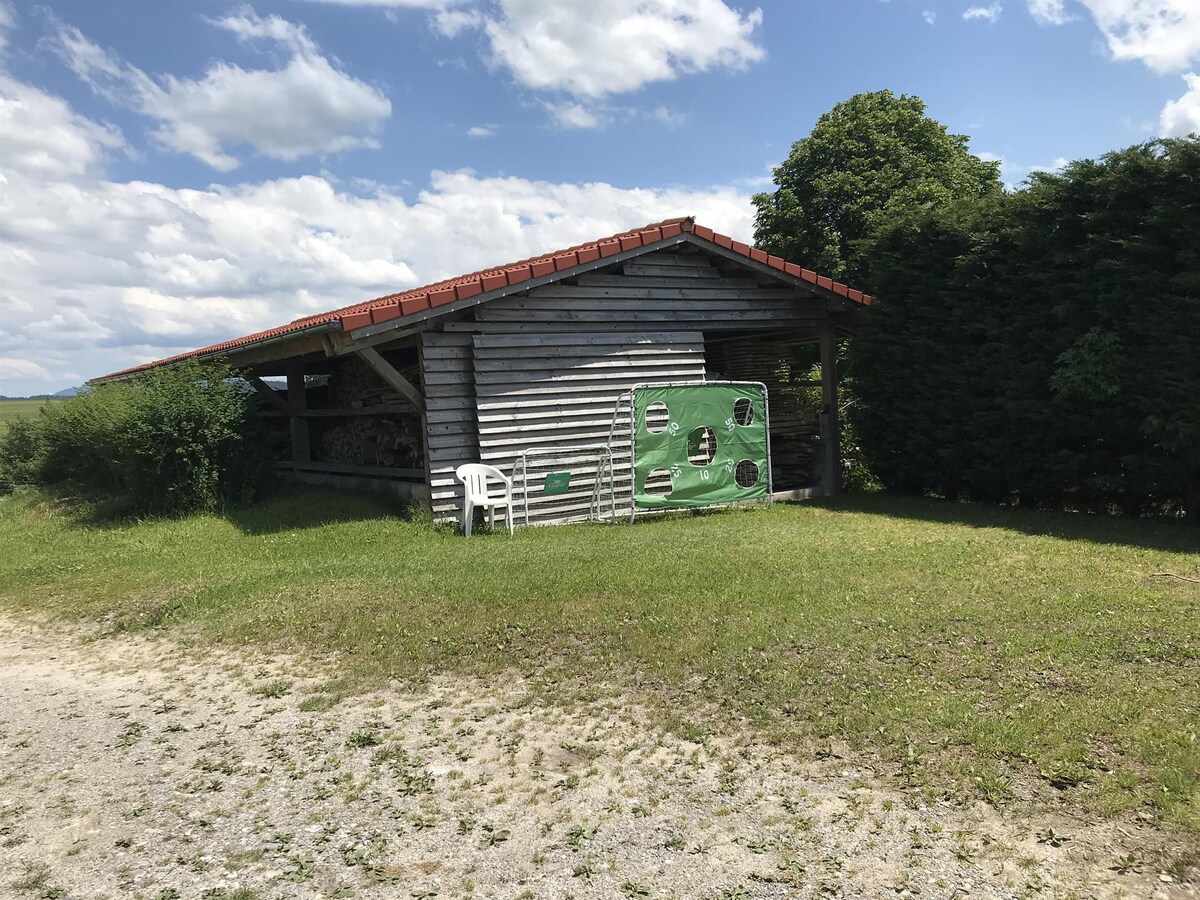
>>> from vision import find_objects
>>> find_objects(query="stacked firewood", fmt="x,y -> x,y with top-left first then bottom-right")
326,355 -> 417,408
316,356 -> 425,469
319,414 -> 423,468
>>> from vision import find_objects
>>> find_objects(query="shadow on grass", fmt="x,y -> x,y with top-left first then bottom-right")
224,485 -> 417,535
819,491 -> 1200,554
29,482 -> 415,535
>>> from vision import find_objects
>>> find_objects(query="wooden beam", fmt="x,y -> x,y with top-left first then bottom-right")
222,333 -> 331,369
355,347 -> 426,411
276,461 -> 424,480
286,360 -> 311,466
819,323 -> 841,496
246,375 -> 289,414
324,326 -> 425,357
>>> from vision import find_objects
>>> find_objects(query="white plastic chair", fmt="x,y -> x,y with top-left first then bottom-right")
455,464 -> 515,536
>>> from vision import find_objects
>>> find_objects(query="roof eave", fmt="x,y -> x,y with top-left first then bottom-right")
88,320 -> 343,385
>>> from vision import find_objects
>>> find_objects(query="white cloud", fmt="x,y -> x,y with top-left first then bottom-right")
1086,0 -> 1200,73
466,124 -> 497,137
445,0 -> 764,99
1028,1 -> 1200,73
0,358 -> 50,382
0,92 -> 756,394
923,10 -> 938,25
1027,0 -> 1069,25
0,3 -> 764,394
0,3 -> 124,180
51,10 -> 391,170
0,75 -> 126,178
964,3 -> 1003,23
1161,72 -> 1200,136
431,8 -> 486,35
979,151 -> 1070,188
543,100 -> 604,129
647,105 -> 687,127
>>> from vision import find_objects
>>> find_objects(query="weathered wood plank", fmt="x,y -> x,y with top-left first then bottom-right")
421,330 -> 478,521
286,360 -> 310,465
473,346 -> 704,363
473,378 -> 696,399
575,275 -> 757,289
472,354 -> 704,374
478,299 -> 806,313
522,286 -> 797,300
820,323 -> 841,496
468,331 -> 701,349
356,347 -> 425,411
477,310 -> 825,325
633,251 -> 713,267
473,366 -> 709,387
621,264 -> 719,278
281,461 -> 424,479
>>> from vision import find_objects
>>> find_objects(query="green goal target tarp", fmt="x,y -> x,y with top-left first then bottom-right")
631,383 -> 770,509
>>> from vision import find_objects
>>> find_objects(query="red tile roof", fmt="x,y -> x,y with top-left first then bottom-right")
95,217 -> 873,381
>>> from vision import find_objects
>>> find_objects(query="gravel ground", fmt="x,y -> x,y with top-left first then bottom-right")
0,616 -> 1194,900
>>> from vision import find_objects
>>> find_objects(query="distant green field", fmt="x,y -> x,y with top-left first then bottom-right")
0,399 -> 55,434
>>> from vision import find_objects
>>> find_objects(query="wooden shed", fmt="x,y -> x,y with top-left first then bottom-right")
92,218 -> 873,524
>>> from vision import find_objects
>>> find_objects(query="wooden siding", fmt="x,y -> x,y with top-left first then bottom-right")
472,331 -> 705,524
426,248 -> 833,525
419,331 -> 478,523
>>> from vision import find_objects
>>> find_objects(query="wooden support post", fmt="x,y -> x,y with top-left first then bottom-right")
286,360 -> 310,467
355,347 -> 426,411
819,323 -> 841,496
246,375 -> 290,414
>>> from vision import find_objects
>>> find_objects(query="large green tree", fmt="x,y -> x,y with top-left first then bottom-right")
852,138 -> 1200,516
753,90 -> 1002,284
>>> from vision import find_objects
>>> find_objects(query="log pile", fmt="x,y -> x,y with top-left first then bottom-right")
327,354 -> 418,408
315,356 -> 425,470
318,415 -> 423,468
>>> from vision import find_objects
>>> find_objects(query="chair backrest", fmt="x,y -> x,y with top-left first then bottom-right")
455,463 -> 510,501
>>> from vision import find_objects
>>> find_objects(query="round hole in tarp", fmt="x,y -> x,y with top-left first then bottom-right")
644,402 -> 669,434
735,459 -> 760,489
687,426 -> 717,467
733,397 -> 755,427
644,468 -> 674,496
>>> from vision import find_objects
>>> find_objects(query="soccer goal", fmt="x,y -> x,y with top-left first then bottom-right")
607,381 -> 772,521
512,444 -> 617,527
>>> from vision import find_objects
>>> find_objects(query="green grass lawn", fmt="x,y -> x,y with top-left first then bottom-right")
1,486 -> 1197,830
0,398 -> 55,433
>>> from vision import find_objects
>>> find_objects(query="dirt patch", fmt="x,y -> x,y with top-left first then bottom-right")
0,616 -> 1193,899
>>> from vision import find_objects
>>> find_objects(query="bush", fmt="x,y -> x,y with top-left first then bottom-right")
852,137 -> 1200,517
0,361 -> 270,516
0,418 -> 45,492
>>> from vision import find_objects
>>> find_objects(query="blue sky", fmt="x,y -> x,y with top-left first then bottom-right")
1,0 -> 1197,394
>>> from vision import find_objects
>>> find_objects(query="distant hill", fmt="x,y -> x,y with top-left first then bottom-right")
0,386 -> 84,401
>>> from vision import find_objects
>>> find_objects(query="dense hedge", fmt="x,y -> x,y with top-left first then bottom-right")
0,361 -> 270,516
852,138 -> 1200,516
